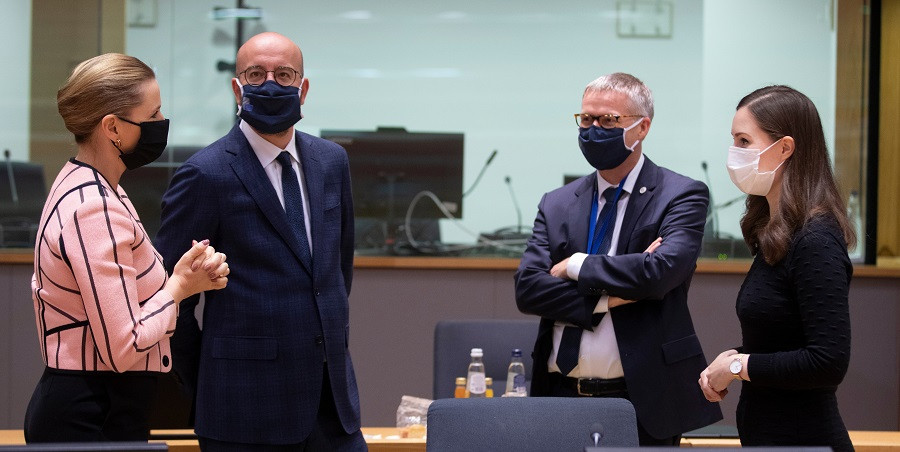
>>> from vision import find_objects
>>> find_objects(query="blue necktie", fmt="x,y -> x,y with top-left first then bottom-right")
276,151 -> 312,265
556,187 -> 622,376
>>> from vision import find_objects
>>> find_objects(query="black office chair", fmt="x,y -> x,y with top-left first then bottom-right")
433,319 -> 539,399
426,397 -> 638,451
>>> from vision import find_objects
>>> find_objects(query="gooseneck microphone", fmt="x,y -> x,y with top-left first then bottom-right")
5,149 -> 18,205
504,175 -> 522,234
462,149 -> 498,198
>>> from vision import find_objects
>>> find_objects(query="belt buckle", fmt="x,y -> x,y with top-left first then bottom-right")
576,378 -> 592,396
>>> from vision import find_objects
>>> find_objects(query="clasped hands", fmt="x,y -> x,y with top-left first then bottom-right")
698,349 -> 742,402
549,237 -> 662,308
166,239 -> 230,303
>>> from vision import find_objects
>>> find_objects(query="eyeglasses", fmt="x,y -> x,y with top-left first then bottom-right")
238,65 -> 302,87
574,113 -> 643,129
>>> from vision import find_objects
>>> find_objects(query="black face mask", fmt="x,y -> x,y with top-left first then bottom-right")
113,117 -> 169,170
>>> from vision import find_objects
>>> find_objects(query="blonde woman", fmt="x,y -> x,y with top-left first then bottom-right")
25,53 -> 229,442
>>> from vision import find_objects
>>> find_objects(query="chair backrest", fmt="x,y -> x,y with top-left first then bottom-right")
425,397 -> 639,451
433,319 -> 539,399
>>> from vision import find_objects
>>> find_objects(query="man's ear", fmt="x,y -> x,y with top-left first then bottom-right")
231,78 -> 242,106
299,78 -> 309,105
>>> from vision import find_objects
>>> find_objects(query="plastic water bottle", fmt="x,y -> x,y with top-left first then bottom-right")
467,348 -> 486,398
505,349 -> 527,397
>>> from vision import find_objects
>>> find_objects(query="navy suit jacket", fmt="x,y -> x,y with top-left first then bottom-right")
514,157 -> 722,439
156,124 -> 358,444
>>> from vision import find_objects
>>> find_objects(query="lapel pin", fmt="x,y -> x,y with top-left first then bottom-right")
639,186 -> 647,194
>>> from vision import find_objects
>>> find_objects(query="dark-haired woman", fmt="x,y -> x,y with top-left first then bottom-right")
699,85 -> 856,452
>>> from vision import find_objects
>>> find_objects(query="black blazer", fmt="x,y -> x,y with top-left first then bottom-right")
156,125 -> 358,444
514,157 -> 722,439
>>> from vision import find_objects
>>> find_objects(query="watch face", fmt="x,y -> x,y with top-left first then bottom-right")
730,359 -> 742,374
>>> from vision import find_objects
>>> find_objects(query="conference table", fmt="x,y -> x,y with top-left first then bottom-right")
2,428 -> 900,450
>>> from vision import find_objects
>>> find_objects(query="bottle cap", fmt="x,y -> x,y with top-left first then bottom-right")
470,348 -> 483,357
456,377 -> 466,385
485,377 -> 493,385
511,349 -> 522,357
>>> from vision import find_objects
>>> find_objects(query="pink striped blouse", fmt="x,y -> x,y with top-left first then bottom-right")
31,159 -> 177,373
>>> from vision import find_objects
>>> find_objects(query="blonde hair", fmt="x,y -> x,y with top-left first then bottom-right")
57,53 -> 156,143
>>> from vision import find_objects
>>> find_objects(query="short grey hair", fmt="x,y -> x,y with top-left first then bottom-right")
584,72 -> 654,120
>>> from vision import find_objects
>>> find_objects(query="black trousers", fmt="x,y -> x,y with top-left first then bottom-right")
198,364 -> 366,452
24,367 -> 158,442
547,372 -> 680,447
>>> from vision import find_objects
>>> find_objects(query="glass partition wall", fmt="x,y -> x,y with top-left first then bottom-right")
14,0 -> 873,262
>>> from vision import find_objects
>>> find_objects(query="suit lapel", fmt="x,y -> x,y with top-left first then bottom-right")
297,131 -> 323,276
616,157 -> 660,253
567,173 -> 597,254
226,125 -> 312,275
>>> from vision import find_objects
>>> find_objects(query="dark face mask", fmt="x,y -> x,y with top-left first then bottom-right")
238,80 -> 302,134
113,118 -> 169,170
577,120 -> 642,171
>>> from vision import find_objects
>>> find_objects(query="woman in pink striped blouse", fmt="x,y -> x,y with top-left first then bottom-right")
25,53 -> 229,443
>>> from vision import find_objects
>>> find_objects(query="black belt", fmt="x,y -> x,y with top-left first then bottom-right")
553,373 -> 627,397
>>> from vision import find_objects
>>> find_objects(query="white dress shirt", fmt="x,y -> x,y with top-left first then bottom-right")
548,154 -> 645,379
239,120 -> 313,254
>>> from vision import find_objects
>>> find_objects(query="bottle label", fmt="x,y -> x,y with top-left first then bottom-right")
513,374 -> 527,394
468,373 -> 486,394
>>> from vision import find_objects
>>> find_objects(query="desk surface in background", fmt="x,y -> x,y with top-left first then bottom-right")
3,429 -> 900,451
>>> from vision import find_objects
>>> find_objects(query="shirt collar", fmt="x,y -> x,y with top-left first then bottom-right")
596,153 -> 645,197
239,119 -> 299,167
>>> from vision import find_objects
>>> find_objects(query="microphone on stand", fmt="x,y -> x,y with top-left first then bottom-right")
700,161 -> 716,239
504,175 -> 522,234
5,149 -> 18,205
463,149 -> 497,198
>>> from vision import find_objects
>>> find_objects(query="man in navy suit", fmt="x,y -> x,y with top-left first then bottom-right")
514,72 -> 721,446
156,32 -> 364,451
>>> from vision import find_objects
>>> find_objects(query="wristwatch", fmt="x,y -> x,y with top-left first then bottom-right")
729,355 -> 744,380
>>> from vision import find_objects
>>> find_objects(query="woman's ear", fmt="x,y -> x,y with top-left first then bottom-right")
99,114 -> 119,143
780,136 -> 795,161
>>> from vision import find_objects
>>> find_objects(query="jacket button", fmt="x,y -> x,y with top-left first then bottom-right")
315,335 -> 324,345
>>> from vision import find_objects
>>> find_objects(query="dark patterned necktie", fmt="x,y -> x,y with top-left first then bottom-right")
556,187 -> 622,376
276,151 -> 312,265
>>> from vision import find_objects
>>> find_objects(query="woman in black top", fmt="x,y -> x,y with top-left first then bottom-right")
699,85 -> 856,452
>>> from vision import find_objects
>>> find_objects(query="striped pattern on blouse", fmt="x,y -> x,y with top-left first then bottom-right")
31,159 -> 177,373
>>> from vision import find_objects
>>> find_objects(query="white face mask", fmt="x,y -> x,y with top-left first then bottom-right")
726,139 -> 785,196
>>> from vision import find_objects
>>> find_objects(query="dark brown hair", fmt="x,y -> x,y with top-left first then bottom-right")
57,53 -> 156,143
737,85 -> 856,264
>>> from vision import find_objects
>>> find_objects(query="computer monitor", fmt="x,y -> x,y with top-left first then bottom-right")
0,160 -> 47,247
321,127 -> 463,251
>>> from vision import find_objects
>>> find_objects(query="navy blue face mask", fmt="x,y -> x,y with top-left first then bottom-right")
237,80 -> 302,134
578,119 -> 643,171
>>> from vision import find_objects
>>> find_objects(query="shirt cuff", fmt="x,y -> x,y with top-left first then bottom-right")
566,252 -> 588,281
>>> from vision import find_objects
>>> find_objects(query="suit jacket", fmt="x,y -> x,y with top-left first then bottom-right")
155,124 -> 358,445
514,157 -> 722,439
33,159 -> 175,373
